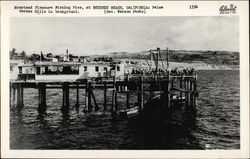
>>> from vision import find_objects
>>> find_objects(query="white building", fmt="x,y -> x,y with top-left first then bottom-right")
14,60 -> 125,82
10,60 -> 24,80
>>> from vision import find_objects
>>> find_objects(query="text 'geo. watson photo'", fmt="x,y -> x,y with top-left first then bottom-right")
9,16 -> 239,150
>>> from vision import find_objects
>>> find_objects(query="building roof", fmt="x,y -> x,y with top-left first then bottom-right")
10,59 -> 24,65
35,62 -> 82,66
18,63 -> 35,67
84,62 -> 111,66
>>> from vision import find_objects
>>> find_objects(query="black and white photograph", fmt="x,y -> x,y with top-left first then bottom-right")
9,16 -> 240,150
1,1 -> 249,158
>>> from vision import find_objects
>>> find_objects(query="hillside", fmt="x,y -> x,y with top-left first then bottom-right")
92,50 -> 239,69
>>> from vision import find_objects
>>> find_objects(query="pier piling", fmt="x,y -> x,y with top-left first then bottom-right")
111,89 -> 115,111
103,82 -> 107,111
61,82 -> 70,115
12,85 -> 16,108
84,84 -> 89,113
138,76 -> 144,111
91,89 -> 100,112
184,79 -> 188,107
193,79 -> 197,107
38,83 -> 47,114
114,91 -> 118,111
167,77 -> 171,108
87,82 -> 93,112
16,84 -> 24,110
190,81 -> 193,107
126,92 -> 130,109
180,78 -> 183,101
75,83 -> 80,111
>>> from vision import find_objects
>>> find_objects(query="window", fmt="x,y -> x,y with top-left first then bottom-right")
110,65 -> 115,70
18,67 -> 22,74
30,67 -> 33,73
41,67 -> 46,74
44,67 -> 48,74
61,66 -> 79,74
37,65 -> 79,75
117,66 -> 120,71
95,66 -> 99,72
26,68 -> 29,74
36,67 -> 41,74
47,66 -> 58,74
10,66 -> 13,71
84,66 -> 87,71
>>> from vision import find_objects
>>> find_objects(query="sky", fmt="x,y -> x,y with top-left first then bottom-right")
10,16 -> 239,55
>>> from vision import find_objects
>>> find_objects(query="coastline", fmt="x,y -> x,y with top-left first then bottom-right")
166,61 -> 239,70
124,60 -> 239,71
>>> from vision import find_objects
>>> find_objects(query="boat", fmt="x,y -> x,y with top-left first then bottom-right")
118,106 -> 139,118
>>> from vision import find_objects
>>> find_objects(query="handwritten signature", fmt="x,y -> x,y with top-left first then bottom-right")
219,4 -> 237,14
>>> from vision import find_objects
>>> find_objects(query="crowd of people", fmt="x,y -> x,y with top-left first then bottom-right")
127,67 -> 195,76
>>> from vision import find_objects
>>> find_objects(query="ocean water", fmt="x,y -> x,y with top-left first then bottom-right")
10,70 -> 240,149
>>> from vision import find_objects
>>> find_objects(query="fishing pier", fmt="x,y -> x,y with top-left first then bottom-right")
9,47 -> 198,118
10,74 -> 198,117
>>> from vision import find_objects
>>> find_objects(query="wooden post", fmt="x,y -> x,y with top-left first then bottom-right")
103,82 -> 107,111
186,79 -> 190,107
190,80 -> 193,107
137,81 -> 140,109
12,85 -> 16,108
156,48 -> 160,73
20,87 -> 24,107
75,83 -> 80,111
126,92 -> 130,109
113,76 -> 116,86
138,76 -> 144,111
171,79 -> 174,90
114,91 -> 118,111
170,80 -> 173,108
111,77 -> 117,111
114,83 -> 118,111
38,83 -> 47,114
140,81 -> 144,110
111,90 -> 117,111
84,83 -> 89,112
111,89 -> 115,111
167,48 -> 169,68
193,79 -> 197,107
16,84 -> 24,110
185,79 -> 188,107
111,82 -> 115,112
90,89 -> 100,112
87,82 -> 92,112
17,85 -> 20,107
167,76 -> 171,108
61,82 -> 70,115
180,77 -> 183,101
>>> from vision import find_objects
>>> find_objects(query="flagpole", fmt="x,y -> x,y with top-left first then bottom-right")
40,51 -> 42,62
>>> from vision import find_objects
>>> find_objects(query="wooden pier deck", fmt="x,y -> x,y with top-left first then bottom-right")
10,74 -> 198,117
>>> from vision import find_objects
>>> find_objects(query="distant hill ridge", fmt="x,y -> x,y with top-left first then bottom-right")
91,50 -> 239,67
